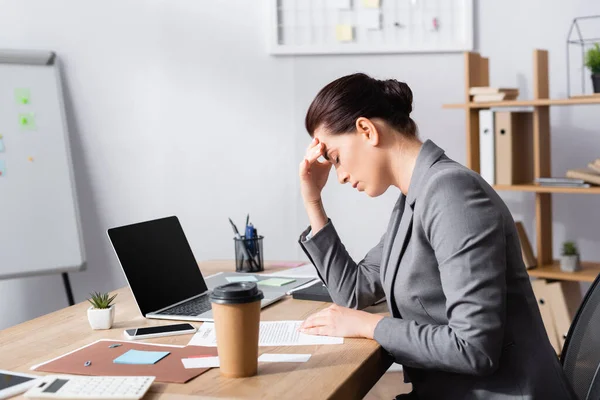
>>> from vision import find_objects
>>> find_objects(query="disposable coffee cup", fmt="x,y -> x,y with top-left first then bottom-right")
209,282 -> 264,378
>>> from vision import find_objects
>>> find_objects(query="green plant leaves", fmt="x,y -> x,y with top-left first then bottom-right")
87,291 -> 117,309
585,43 -> 600,74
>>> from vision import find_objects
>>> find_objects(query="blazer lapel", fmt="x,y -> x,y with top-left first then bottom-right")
384,205 -> 414,317
380,196 -> 403,274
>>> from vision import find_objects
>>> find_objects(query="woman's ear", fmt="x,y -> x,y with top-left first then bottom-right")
356,117 -> 380,146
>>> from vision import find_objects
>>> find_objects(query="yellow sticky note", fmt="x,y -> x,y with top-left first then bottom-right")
335,24 -> 354,42
362,0 -> 380,7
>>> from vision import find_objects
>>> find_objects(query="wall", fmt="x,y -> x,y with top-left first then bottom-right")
1,0 -> 599,329
0,0 -> 297,329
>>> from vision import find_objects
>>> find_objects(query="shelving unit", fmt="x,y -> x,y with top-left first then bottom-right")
443,49 -> 599,283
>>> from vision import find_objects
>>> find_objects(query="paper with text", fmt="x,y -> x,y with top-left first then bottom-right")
188,321 -> 343,347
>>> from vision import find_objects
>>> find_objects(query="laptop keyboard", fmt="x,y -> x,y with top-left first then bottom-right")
157,295 -> 212,316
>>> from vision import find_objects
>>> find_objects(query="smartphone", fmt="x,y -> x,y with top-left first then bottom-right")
0,370 -> 39,400
123,323 -> 197,340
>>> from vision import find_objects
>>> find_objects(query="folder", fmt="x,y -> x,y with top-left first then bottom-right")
495,111 -> 534,185
531,280 -> 560,354
514,222 -> 536,269
479,110 -> 495,185
32,339 -> 217,383
545,281 -> 582,350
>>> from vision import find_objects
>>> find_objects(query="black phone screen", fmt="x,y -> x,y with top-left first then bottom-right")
126,323 -> 194,336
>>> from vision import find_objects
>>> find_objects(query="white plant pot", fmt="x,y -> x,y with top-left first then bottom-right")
560,255 -> 581,272
87,305 -> 115,330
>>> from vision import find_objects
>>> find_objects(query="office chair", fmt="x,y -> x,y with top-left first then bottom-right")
561,273 -> 600,400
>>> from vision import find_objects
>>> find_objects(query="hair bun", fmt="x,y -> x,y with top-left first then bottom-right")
379,79 -> 413,115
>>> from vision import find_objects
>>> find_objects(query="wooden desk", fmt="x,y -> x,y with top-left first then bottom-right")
0,261 -> 405,399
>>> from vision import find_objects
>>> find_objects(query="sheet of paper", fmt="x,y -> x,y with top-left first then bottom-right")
331,0 -> 351,9
258,353 -> 311,363
226,275 -> 258,283
258,278 -> 296,287
265,264 -> 319,279
182,356 -> 220,369
188,321 -> 343,347
360,10 -> 381,29
362,0 -> 380,8
270,261 -> 306,268
113,349 -> 170,365
335,24 -> 354,42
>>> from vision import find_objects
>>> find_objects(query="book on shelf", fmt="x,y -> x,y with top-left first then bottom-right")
515,221 -> 536,269
469,87 -> 519,95
588,162 -> 600,174
472,92 -> 519,102
566,168 -> 600,186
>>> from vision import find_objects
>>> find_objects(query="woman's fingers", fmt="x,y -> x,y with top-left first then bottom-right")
299,158 -> 310,178
304,142 -> 324,164
301,315 -> 330,330
300,326 -> 331,336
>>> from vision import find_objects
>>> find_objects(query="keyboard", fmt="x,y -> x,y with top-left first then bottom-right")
25,376 -> 155,399
157,295 -> 212,316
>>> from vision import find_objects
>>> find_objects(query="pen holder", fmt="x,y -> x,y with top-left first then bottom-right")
234,235 -> 264,273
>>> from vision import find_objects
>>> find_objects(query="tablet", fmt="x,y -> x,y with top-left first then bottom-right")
0,370 -> 39,400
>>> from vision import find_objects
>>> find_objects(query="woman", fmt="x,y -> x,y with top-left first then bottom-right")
297,73 -> 574,399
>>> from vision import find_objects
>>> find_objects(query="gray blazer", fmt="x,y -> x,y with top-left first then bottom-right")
299,140 -> 575,399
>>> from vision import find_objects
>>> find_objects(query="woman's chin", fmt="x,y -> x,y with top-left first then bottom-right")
364,185 -> 388,198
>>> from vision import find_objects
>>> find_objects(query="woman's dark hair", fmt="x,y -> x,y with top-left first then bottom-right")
305,73 -> 417,137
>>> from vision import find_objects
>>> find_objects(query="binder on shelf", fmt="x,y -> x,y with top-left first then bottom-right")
545,281 -> 582,350
531,280 -> 561,355
495,111 -> 534,185
478,110 -> 495,185
514,221 -> 536,269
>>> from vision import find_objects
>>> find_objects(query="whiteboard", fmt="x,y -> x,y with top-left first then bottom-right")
268,0 -> 473,55
0,50 -> 85,280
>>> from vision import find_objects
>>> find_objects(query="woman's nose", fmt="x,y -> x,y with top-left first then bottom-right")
337,169 -> 350,184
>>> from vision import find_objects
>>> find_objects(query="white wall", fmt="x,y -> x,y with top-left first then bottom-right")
1,0 -> 600,330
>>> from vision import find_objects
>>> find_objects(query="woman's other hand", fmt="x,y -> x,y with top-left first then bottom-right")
299,138 -> 332,205
299,303 -> 384,339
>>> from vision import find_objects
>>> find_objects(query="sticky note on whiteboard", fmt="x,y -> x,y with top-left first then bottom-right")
0,137 -> 4,153
0,160 -> 6,177
335,25 -> 354,42
362,0 -> 380,8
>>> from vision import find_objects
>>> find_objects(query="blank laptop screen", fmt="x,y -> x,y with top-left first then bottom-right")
107,216 -> 208,315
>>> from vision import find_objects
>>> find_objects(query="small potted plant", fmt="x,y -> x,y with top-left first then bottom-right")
560,241 -> 581,272
584,43 -> 600,93
87,291 -> 117,330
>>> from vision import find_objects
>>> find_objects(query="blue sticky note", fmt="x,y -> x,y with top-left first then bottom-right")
0,160 -> 5,177
113,349 -> 170,365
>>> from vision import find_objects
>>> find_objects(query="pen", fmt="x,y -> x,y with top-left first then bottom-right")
228,218 -> 258,271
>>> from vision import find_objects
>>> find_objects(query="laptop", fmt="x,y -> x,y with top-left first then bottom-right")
107,216 -> 284,322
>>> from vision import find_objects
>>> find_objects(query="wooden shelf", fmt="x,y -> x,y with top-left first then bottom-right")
443,97 -> 600,109
493,184 -> 600,194
528,261 -> 600,283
